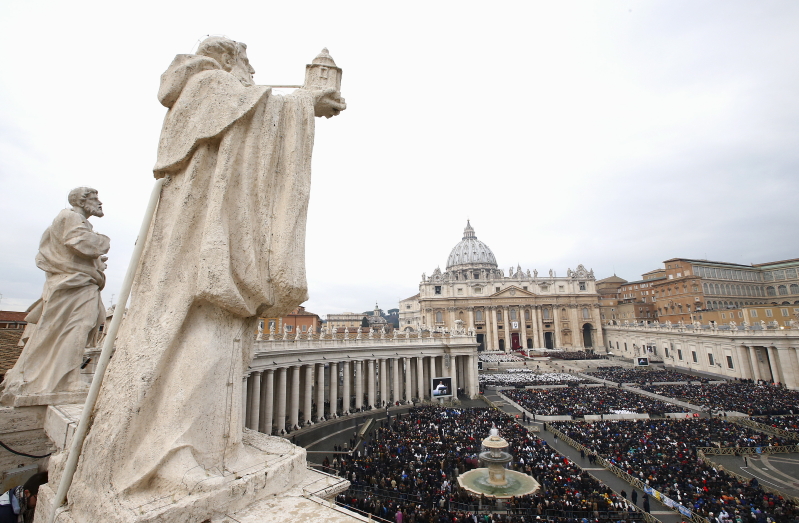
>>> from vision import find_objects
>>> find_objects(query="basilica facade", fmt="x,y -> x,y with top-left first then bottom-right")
400,221 -> 603,352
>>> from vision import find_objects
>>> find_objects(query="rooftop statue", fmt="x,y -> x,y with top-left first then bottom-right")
65,37 -> 345,522
1,188 -> 109,406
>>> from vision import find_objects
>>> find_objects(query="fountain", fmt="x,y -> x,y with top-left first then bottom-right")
457,426 -> 540,499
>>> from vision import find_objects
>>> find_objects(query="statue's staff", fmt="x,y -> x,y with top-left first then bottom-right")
49,177 -> 165,523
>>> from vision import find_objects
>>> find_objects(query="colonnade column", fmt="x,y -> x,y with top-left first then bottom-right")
243,375 -> 250,429
249,370 -> 262,430
767,346 -> 783,384
276,367 -> 287,434
777,347 -> 798,389
392,358 -> 400,405
367,359 -> 376,409
260,369 -> 274,434
428,355 -> 436,387
379,359 -> 388,407
329,362 -> 339,417
341,361 -> 351,414
553,306 -> 563,348
467,354 -> 478,397
736,346 -> 753,381
748,347 -> 763,382
416,356 -> 425,400
404,358 -> 412,402
354,360 -> 363,410
303,365 -> 313,425
289,366 -> 300,429
315,363 -> 325,421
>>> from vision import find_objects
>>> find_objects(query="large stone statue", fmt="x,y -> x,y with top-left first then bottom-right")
1,188 -> 109,407
62,38 -> 345,522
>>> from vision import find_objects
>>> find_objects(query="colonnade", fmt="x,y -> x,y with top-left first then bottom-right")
736,344 -> 799,389
244,353 -> 479,435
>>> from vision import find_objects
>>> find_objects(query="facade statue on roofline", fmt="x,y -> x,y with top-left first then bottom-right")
59,37 -> 346,523
2,187 -> 110,407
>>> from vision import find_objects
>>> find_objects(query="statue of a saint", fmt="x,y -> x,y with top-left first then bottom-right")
66,37 -> 345,520
1,188 -> 109,406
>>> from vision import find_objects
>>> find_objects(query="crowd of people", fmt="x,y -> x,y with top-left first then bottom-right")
585,367 -> 709,385
502,387 -> 679,417
550,418 -> 797,522
756,415 -> 799,435
479,353 -> 525,363
479,372 -> 585,387
549,351 -> 606,361
640,383 -> 799,415
332,407 -> 640,522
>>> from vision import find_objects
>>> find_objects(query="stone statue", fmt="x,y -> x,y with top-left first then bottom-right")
66,37 -> 345,521
1,187 -> 110,406
533,269 -> 538,278
549,269 -> 554,277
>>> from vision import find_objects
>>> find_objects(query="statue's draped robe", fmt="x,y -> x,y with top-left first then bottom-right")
1,209 -> 108,403
68,55 -> 315,518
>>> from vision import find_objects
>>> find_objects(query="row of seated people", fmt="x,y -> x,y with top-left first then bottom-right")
753,414 -> 799,435
479,353 -> 525,363
331,407 -> 639,522
503,387 -> 677,417
586,368 -> 710,384
479,372 -> 586,387
551,418 -> 796,522
549,351 -> 606,361
640,383 -> 799,416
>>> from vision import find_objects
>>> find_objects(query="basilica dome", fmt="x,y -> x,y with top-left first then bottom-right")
446,221 -> 498,270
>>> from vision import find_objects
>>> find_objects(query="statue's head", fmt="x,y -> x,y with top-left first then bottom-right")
197,36 -> 255,87
68,187 -> 103,218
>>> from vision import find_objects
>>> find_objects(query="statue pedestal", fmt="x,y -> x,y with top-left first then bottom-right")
35,404 -> 354,523
1,390 -> 87,407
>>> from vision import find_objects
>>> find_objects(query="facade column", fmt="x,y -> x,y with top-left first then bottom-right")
570,305 -> 583,349
777,347 -> 798,389
520,308 -> 528,350
592,305 -> 604,349
276,367 -> 287,434
289,366 -> 300,429
531,306 -> 541,348
748,347 -> 762,382
354,360 -> 363,410
260,369 -> 274,434
341,361 -> 351,413
391,358 -> 400,404
367,359 -> 376,409
416,356 -> 425,400
737,345 -> 753,380
553,306 -> 563,348
467,307 -> 475,331
404,357 -> 412,402
467,354 -> 479,397
502,306 -> 510,352
767,346 -> 783,384
316,363 -> 325,421
249,370 -> 262,430
449,355 -> 457,393
490,306 -> 500,352
329,362 -> 339,417
304,364 -> 313,425
380,359 -> 388,407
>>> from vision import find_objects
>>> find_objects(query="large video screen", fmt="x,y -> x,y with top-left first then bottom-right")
636,357 -> 649,367
431,377 -> 453,398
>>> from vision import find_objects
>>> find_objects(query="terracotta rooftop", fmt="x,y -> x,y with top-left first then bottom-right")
0,329 -> 24,377
0,311 -> 28,322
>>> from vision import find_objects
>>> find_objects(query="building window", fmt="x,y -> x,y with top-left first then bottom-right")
791,284 -> 799,294
497,310 -> 503,321
286,325 -> 293,332
475,310 -> 483,321
510,309 -> 517,320
435,286 -> 442,295
781,308 -> 789,317
543,309 -> 551,319
692,351 -> 698,363
765,309 -> 773,317
457,288 -> 463,295
708,353 -> 714,366
525,309 -> 531,320
767,286 -> 776,296
582,308 -> 590,319
435,311 -> 443,323
665,347 -> 669,358
474,271 -> 480,279
523,286 -> 528,291
726,355 -> 734,369
750,310 -> 758,318
302,325 -> 307,332
678,349 -> 683,360
579,282 -> 586,291
779,285 -> 788,295
475,287 -> 482,294
406,305 -> 411,309
496,287 -> 501,293
558,285 -> 564,292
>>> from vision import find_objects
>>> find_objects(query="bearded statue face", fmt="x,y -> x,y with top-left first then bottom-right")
82,192 -> 104,218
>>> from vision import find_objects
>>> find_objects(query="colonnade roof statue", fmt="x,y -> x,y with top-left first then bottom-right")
1,188 -> 109,407
61,37 -> 346,522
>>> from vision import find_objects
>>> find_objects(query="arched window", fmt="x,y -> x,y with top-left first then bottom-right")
791,284 -> 799,295
543,308 -> 551,320
435,311 -> 443,323
778,285 -> 788,295
510,309 -> 517,321
475,309 -> 483,322
767,286 -> 776,296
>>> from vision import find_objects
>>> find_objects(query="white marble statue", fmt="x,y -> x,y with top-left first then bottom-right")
1,188 -> 110,407
65,37 -> 345,522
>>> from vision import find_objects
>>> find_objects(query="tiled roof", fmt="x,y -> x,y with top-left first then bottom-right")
0,311 -> 28,322
0,329 -> 24,377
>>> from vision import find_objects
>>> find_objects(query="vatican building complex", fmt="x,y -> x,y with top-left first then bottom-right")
400,221 -> 604,352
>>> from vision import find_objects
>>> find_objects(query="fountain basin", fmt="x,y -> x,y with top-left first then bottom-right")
457,468 -> 540,499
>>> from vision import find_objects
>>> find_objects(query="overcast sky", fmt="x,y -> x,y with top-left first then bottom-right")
2,1 -> 798,317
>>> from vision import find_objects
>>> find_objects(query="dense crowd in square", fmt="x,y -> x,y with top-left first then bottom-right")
549,350 -> 607,361
479,372 -> 586,387
550,418 -> 797,522
332,407 -> 640,522
754,415 -> 799,435
503,387 -> 678,416
640,383 -> 799,415
479,352 -> 525,363
585,368 -> 710,384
